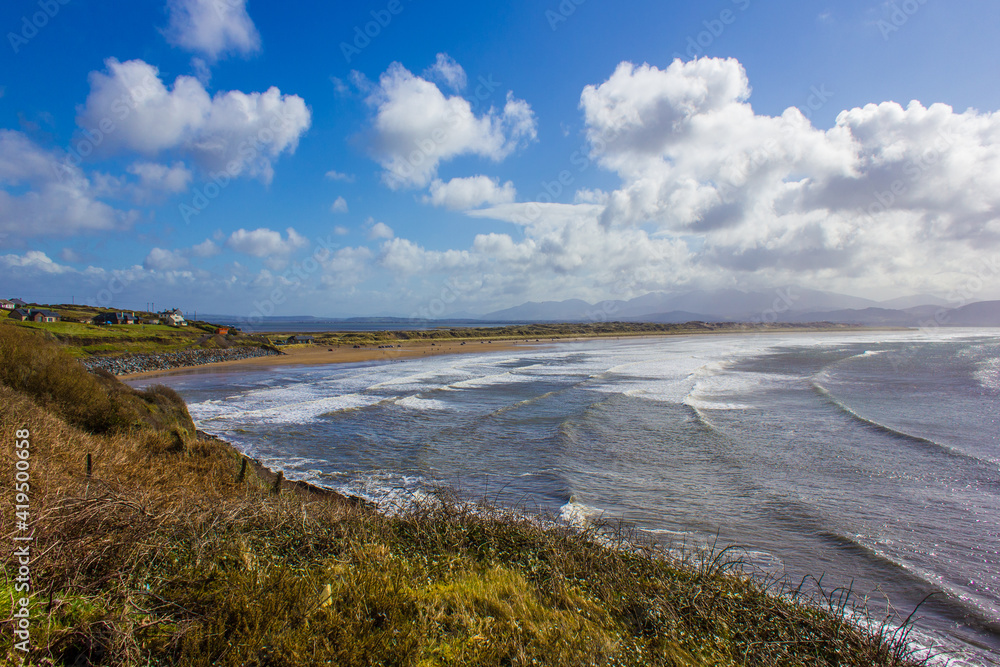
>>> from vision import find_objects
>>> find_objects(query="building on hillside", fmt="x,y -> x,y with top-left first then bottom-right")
160,308 -> 187,327
288,335 -> 315,344
94,312 -> 137,325
10,298 -> 27,307
31,309 -> 60,323
216,327 -> 230,335
7,308 -> 60,322
0,299 -> 14,310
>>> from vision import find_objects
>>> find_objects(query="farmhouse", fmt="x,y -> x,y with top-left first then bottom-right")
31,309 -> 60,323
160,308 -> 187,327
0,299 -> 14,310
94,312 -> 137,325
288,335 -> 315,344
9,308 -> 62,322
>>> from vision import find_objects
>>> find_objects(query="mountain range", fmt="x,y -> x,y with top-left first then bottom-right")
478,289 -> 1000,327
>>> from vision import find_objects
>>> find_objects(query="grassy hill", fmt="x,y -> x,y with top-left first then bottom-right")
0,325 -> 926,666
4,303 -> 273,357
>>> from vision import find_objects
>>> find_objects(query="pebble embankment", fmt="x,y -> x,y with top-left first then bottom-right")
81,347 -> 283,375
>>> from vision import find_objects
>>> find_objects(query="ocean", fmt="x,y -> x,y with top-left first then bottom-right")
127,329 -> 1000,664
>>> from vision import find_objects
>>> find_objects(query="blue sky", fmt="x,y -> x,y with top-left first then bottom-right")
2,0 -> 1000,320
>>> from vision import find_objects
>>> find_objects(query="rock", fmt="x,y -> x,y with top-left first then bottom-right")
80,346 -> 282,376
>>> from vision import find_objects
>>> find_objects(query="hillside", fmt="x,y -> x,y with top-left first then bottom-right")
0,325 -> 925,666
4,303 -> 275,357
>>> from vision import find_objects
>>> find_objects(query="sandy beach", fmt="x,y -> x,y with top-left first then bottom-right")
121,338 -> 543,380
120,326 -> 884,381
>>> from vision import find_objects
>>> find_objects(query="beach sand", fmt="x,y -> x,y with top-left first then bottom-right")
120,325 -> 886,381
121,338 -> 542,380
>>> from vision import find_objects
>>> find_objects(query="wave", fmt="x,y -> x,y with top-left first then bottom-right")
810,380 -> 990,468
559,497 -> 604,530
816,530 -> 1000,638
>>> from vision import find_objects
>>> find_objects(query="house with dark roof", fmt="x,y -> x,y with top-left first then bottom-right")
94,311 -> 137,325
30,309 -> 60,323
0,299 -> 14,310
287,335 -> 315,344
10,298 -> 27,306
8,308 -> 60,322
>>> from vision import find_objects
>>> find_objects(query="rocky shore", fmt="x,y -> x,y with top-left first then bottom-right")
81,346 -> 283,375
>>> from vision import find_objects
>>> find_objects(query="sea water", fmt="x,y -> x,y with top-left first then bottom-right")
128,330 -> 1000,664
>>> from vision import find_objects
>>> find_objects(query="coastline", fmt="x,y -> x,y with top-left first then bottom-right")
119,325 -> 898,380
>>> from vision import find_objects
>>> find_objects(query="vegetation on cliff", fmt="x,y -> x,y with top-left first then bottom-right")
0,324 -> 924,666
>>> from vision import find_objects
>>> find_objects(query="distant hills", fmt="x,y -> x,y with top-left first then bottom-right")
479,289 -> 1000,327
203,289 -> 1000,329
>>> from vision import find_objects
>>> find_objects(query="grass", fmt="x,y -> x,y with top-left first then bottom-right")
0,325 -> 929,666
5,310 -> 274,358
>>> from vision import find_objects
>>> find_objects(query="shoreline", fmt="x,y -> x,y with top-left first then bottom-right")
119,325 -> 901,380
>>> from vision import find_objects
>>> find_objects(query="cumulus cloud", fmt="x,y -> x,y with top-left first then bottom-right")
425,53 -> 467,91
226,227 -> 308,257
190,239 -> 220,257
320,246 -> 373,289
365,219 -> 394,240
330,196 -> 349,213
164,0 -> 261,60
365,57 -> 1000,307
424,175 -> 516,210
324,170 -> 355,182
128,161 -> 192,194
0,250 -> 74,274
0,130 -> 136,237
364,61 -> 537,188
144,247 -> 190,271
94,161 -> 194,203
76,58 -> 311,183
565,57 -> 1000,295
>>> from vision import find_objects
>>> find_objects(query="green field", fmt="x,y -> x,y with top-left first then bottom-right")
4,308 -> 271,357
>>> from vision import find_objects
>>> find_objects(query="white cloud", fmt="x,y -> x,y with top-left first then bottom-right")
330,196 -> 349,213
324,170 -> 355,182
364,61 -> 537,188
424,175 -> 516,210
0,130 -> 137,237
564,57 -> 1000,295
226,227 -> 308,257
190,239 -> 220,257
333,225 -> 349,236
0,250 -> 73,274
425,53 -> 467,91
76,58 -> 311,183
144,247 -> 190,271
366,219 -> 394,240
164,0 -> 261,60
320,246 -> 373,289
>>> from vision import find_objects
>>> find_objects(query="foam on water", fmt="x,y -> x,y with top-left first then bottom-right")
396,395 -> 451,411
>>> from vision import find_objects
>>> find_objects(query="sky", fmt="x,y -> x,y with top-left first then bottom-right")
2,0 -> 1000,321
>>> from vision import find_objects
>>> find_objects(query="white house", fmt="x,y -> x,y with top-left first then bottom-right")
160,308 -> 187,327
